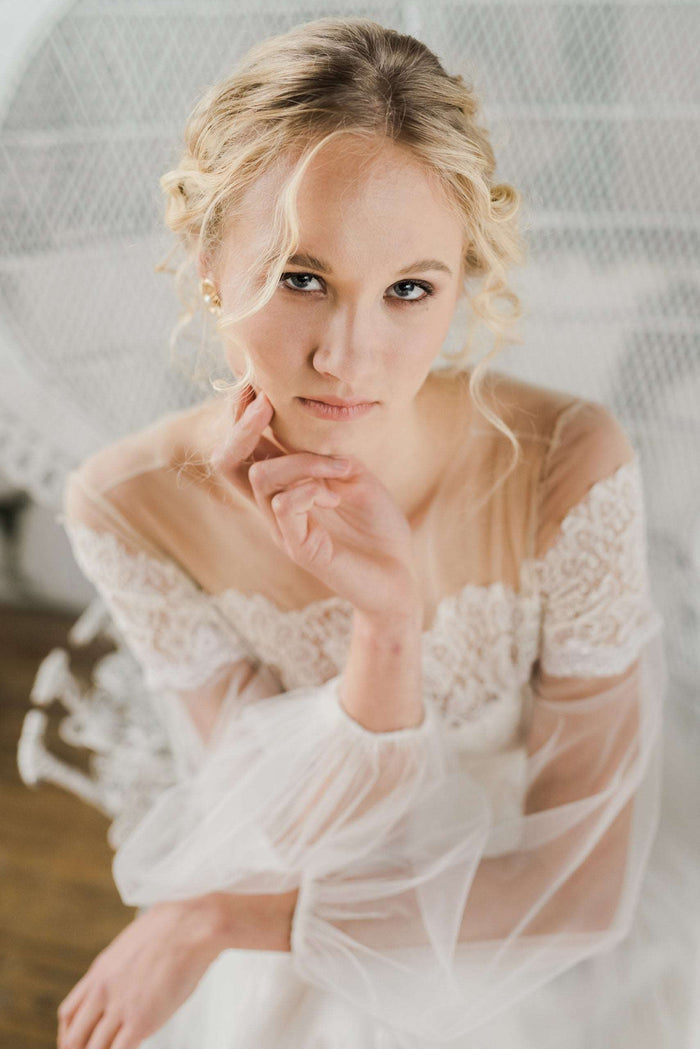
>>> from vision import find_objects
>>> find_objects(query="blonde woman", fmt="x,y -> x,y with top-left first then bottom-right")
55,17 -> 666,1049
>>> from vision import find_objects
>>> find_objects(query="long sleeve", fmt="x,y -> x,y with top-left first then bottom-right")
283,403 -> 664,1042
61,467 -> 286,775
61,464 -> 461,903
101,400 -> 666,1044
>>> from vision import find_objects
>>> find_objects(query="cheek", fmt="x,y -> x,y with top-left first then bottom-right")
421,299 -> 459,347
232,310 -> 307,376
397,304 -> 452,351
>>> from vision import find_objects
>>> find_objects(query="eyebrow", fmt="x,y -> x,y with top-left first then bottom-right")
286,252 -> 453,278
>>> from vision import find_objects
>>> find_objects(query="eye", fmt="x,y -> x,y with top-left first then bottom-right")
386,280 -> 434,303
280,272 -> 324,293
279,272 -> 435,304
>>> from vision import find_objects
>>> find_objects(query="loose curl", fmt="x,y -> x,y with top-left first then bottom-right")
155,16 -> 528,500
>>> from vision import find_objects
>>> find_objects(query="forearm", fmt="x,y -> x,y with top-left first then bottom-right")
339,602 -> 425,732
196,645 -> 631,957
198,609 -> 425,953
201,794 -> 631,959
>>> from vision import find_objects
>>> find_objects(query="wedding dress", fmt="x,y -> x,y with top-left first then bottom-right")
54,373 -> 685,1049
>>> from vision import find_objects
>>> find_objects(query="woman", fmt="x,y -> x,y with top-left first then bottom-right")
55,17 -> 666,1049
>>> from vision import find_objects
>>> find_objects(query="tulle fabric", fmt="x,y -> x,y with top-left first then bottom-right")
110,621 -> 665,1045
57,381 -> 683,1045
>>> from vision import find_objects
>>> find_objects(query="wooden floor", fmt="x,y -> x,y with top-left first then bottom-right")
0,602 -> 134,1048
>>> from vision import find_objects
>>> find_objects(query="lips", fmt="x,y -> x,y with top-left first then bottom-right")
297,397 -> 377,420
304,396 -> 375,407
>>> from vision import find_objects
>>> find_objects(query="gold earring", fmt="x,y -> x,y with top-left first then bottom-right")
200,278 -> 222,316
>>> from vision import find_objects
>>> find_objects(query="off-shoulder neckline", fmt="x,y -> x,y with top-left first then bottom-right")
62,456 -> 641,630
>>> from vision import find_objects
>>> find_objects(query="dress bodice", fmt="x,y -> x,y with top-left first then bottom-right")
61,449 -> 660,790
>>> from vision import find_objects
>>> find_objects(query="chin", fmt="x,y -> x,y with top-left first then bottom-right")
273,419 -> 350,457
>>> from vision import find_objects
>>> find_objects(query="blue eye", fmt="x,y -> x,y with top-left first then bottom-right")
279,272 -> 434,304
387,280 -> 434,302
280,272 -> 324,292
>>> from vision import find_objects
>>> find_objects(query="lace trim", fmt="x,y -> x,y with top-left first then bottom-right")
62,455 -> 660,713
64,520 -> 250,692
63,518 -> 542,730
534,457 -> 663,676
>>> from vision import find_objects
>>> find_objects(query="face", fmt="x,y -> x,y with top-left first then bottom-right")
204,135 -> 466,457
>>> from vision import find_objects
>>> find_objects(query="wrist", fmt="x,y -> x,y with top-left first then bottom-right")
205,889 -> 298,954
342,599 -> 425,733
354,566 -> 423,628
352,601 -> 424,638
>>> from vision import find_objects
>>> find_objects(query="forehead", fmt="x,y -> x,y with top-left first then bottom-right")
224,135 -> 463,271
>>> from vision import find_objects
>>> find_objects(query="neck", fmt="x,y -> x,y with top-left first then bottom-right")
204,371 -> 469,524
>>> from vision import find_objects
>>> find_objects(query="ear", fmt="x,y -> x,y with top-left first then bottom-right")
196,252 -> 213,282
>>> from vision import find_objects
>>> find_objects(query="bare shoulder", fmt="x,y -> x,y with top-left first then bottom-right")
66,397 -> 229,534
79,395 -> 224,481
436,366 -> 586,451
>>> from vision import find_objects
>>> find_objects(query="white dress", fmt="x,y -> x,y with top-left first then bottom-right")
54,383 -> 695,1048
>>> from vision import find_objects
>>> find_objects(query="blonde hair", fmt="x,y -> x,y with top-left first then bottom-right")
155,16 -> 528,492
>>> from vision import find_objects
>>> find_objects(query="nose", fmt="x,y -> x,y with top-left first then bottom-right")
311,302 -> 382,390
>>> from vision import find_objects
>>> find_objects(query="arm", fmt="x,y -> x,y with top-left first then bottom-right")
339,603 -> 425,732
190,431 -> 667,1046
206,805 -> 633,953
199,562 -> 652,956
204,602 -> 427,953
64,404 -> 666,1044
206,647 -> 657,954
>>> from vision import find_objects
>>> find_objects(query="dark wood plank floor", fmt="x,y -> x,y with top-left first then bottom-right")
0,602 -> 135,1048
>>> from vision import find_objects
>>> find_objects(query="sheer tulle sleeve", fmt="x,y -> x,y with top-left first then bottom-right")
61,467 -> 286,770
108,401 -> 666,1044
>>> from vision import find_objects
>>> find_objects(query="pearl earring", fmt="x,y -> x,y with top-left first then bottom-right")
200,277 -> 222,316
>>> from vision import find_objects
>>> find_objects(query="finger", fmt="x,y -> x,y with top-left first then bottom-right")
110,1024 -> 140,1049
63,991 -> 105,1048
86,1012 -> 123,1049
246,457 -> 346,543
213,391 -> 274,474
232,383 -> 257,425
58,975 -> 91,1034
272,480 -> 340,553
59,972 -> 91,1013
249,452 -> 351,501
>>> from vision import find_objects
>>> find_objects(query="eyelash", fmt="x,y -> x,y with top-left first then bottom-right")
279,272 -> 435,304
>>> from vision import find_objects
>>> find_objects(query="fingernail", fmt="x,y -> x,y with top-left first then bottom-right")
331,458 -> 350,471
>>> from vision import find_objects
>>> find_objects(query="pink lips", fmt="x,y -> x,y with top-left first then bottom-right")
307,396 -> 373,407
297,397 -> 376,420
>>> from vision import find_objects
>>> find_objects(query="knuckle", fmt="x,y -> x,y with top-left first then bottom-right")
91,973 -> 108,995
315,454 -> 336,471
248,460 -> 266,485
125,1010 -> 148,1039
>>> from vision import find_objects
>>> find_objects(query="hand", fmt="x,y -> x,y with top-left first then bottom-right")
212,385 -> 420,620
57,898 -> 219,1049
